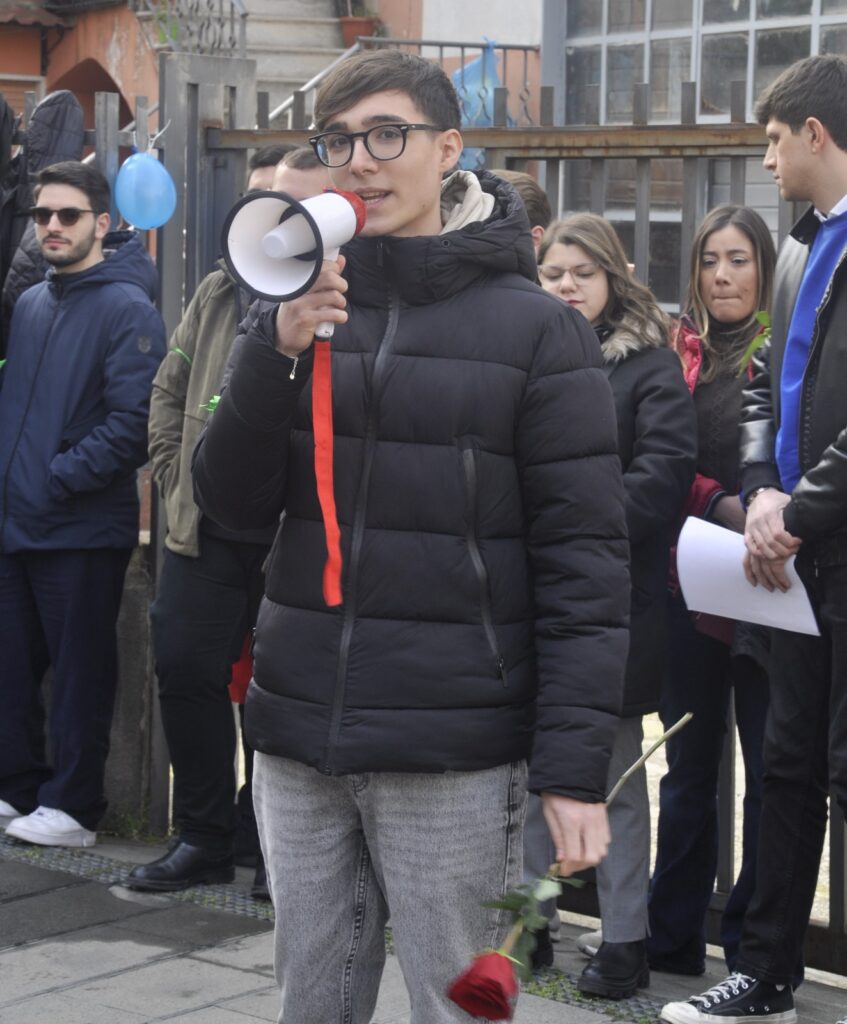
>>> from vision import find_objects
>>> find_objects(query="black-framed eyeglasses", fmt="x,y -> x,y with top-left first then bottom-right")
309,123 -> 446,168
30,207 -> 95,227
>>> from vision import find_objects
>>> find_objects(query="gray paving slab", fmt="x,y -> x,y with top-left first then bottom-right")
190,931 -> 275,976
66,953 -> 268,1017
215,984 -> 281,1022
0,859 -> 78,900
0,991 -> 148,1024
0,875 -> 150,947
0,923 -> 178,1003
107,895 -> 272,949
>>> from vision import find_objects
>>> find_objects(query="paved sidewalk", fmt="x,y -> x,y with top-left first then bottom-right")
1,833 -> 844,1023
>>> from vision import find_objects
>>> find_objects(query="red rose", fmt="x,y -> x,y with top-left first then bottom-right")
447,951 -> 518,1020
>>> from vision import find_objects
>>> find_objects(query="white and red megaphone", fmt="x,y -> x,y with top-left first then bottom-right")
221,188 -> 367,313
221,188 -> 367,608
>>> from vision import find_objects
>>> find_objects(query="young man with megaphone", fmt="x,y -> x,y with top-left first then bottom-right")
193,48 -> 630,1023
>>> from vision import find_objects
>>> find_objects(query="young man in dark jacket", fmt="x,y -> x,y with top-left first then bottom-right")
0,162 -> 166,847
661,55 -> 847,1024
193,50 -> 629,1023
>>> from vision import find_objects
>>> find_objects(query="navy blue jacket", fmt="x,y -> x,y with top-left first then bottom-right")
0,231 -> 166,551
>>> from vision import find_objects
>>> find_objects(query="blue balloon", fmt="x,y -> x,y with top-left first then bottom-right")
115,152 -> 177,229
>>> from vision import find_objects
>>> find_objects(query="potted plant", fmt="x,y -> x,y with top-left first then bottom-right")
339,1 -> 382,48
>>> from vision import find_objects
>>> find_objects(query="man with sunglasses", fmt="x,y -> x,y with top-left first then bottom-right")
0,161 -> 165,848
194,50 -> 629,1022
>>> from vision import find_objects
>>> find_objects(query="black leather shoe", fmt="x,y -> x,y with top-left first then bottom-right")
530,925 -> 554,970
578,940 -> 649,999
126,841 -> 234,892
250,858 -> 271,902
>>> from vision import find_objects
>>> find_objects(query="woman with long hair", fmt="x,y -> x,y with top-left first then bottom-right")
528,212 -> 696,997
645,204 -> 786,981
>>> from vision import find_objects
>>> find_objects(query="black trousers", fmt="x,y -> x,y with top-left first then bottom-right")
0,547 -> 132,830
151,534 -> 267,852
736,551 -> 847,985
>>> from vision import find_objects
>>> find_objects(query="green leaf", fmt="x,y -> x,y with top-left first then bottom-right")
532,878 -> 561,902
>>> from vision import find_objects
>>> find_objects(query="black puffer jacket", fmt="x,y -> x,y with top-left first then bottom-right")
194,172 -> 630,802
599,318 -> 696,714
740,207 -> 847,561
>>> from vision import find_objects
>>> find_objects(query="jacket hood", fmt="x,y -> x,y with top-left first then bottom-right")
342,170 -> 538,307
599,313 -> 667,364
25,91 -> 85,174
46,230 -> 159,301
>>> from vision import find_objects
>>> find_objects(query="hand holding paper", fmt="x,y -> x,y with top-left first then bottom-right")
677,517 -> 819,636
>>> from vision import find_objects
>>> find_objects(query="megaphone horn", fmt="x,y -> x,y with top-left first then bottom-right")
221,188 -> 367,305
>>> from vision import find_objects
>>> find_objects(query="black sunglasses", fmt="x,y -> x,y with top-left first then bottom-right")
30,207 -> 96,227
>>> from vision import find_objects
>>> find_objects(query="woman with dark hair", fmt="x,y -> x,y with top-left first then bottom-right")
645,204 -> 782,980
529,212 -> 696,997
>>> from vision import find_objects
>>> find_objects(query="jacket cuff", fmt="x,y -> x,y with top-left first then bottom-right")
227,313 -> 314,429
740,462 -> 782,502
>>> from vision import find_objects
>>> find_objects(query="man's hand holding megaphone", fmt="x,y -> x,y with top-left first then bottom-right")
273,254 -> 349,360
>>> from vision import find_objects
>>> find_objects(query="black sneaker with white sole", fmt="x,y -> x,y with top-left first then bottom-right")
660,973 -> 797,1024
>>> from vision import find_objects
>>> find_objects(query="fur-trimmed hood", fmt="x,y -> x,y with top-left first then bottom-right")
598,313 -> 667,364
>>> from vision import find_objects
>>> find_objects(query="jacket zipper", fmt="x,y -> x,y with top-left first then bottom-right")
0,301 -> 60,548
323,263 -> 400,773
461,442 -> 508,687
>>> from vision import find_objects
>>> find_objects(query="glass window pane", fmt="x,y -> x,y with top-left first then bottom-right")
652,0 -> 693,29
821,25 -> 847,53
566,47 -> 601,124
651,39 -> 691,121
703,0 -> 749,21
567,0 -> 602,36
608,0 -> 646,32
607,43 -> 644,123
701,33 -> 748,115
822,0 -> 847,12
758,0 -> 811,14
755,28 -> 811,98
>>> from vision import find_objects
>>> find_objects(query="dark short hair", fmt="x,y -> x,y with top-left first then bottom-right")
281,146 -> 325,172
249,144 -> 295,171
490,169 -> 552,230
754,54 -> 847,151
34,161 -> 110,214
313,49 -> 461,132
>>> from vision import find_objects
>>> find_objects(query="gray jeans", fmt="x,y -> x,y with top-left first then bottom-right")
253,754 -> 527,1024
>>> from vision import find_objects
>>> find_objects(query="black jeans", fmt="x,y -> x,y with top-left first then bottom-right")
0,547 -> 132,830
151,534 -> 267,852
648,595 -> 769,974
736,552 -> 847,986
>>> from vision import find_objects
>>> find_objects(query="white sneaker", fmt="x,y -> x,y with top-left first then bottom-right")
576,929 -> 602,957
0,798 -> 24,824
5,806 -> 96,847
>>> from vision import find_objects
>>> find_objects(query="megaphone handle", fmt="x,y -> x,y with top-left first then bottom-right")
315,246 -> 341,340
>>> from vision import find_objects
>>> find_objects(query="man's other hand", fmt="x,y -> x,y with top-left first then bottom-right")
743,488 -> 801,591
541,793 -> 609,876
274,254 -> 348,358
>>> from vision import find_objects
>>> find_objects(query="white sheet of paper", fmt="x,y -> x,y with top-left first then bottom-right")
676,517 -> 820,636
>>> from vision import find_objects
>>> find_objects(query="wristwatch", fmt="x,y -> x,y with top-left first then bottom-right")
744,485 -> 775,509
